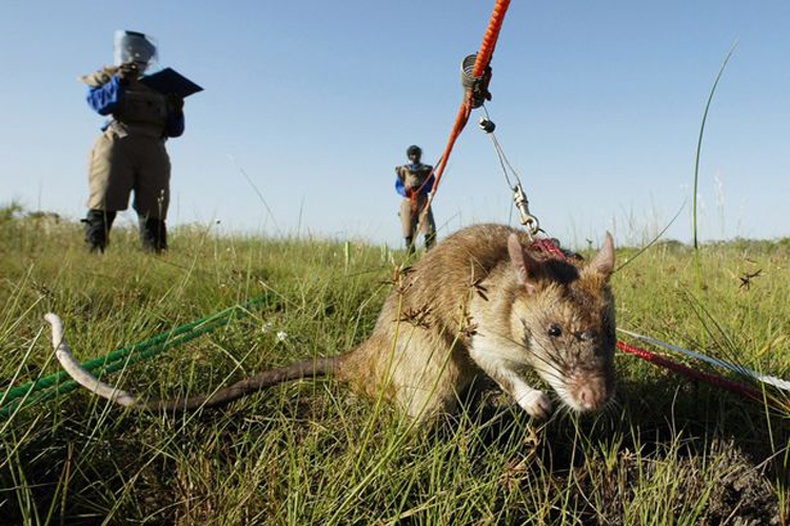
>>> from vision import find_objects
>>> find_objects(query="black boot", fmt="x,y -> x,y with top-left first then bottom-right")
424,231 -> 436,251
139,217 -> 167,253
81,209 -> 116,253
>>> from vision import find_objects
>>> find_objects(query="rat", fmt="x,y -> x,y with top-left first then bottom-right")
46,223 -> 616,421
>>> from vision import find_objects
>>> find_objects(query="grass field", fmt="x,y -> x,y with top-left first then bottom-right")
1,209 -> 788,525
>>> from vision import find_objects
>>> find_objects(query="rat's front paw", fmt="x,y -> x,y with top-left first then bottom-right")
517,390 -> 552,419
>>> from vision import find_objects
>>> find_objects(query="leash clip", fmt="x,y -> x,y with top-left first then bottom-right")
513,183 -> 539,238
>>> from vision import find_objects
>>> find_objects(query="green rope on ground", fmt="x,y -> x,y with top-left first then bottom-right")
0,317 -> 229,418
0,294 -> 272,418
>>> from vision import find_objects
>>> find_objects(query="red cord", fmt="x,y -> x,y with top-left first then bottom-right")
616,340 -> 766,402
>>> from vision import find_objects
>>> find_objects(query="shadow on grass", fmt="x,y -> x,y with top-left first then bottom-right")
1,371 -> 787,524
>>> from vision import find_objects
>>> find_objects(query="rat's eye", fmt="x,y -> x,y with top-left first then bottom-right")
547,323 -> 562,338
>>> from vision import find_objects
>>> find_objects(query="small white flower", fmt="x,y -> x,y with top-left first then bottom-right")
261,322 -> 273,333
276,331 -> 288,342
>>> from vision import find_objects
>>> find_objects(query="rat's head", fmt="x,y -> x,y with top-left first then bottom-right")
508,233 -> 617,412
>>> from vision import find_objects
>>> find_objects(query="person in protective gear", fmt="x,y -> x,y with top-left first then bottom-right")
80,30 -> 185,253
394,145 -> 437,254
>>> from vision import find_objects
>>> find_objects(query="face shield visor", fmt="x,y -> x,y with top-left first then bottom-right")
113,30 -> 158,74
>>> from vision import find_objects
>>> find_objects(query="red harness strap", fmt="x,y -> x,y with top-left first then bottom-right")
529,237 -> 568,260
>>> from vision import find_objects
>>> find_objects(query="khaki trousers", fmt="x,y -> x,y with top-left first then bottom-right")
87,128 -> 171,219
399,195 -> 436,238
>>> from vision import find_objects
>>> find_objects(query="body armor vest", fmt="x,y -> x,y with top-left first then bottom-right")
397,163 -> 433,191
112,81 -> 168,137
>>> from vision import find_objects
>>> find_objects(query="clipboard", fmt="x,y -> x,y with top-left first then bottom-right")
141,67 -> 203,97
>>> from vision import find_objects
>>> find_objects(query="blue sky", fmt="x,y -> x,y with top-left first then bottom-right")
1,1 -> 788,247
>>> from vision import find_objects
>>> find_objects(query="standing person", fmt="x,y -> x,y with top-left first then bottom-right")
80,30 -> 185,253
395,145 -> 437,254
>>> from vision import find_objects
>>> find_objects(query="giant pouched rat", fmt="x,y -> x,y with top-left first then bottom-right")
47,223 -> 616,421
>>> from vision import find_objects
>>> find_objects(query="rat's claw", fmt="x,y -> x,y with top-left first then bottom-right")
517,389 -> 552,419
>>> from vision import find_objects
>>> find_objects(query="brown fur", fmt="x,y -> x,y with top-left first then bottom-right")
52,223 -> 616,421
338,224 -> 616,420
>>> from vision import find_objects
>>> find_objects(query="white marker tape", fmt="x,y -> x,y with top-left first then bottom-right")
618,328 -> 790,393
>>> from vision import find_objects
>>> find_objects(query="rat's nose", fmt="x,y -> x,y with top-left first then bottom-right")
570,374 -> 610,411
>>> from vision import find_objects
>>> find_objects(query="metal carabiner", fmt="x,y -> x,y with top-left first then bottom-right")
512,183 -> 540,239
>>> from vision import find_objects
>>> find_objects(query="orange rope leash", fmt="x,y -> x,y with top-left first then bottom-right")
420,0 -> 511,209
473,0 -> 511,79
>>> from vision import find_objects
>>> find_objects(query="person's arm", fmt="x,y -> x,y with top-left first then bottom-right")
394,167 -> 408,197
165,95 -> 185,137
421,171 -> 436,194
86,74 -> 124,116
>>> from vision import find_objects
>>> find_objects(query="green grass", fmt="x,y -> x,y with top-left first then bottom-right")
1,211 -> 788,525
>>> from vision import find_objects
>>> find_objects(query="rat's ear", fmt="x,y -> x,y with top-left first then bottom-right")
508,233 -> 540,294
587,232 -> 615,279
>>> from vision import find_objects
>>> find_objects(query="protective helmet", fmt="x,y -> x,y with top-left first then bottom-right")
113,30 -> 158,73
406,145 -> 422,157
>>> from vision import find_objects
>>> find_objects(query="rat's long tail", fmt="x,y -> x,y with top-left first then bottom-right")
45,313 -> 338,413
